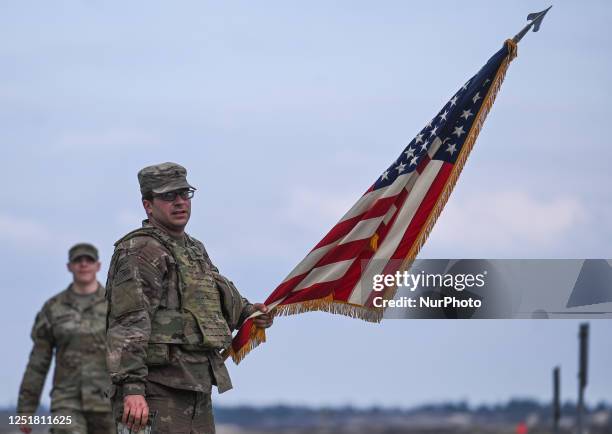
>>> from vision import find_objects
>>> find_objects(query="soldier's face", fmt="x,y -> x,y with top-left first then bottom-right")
143,190 -> 192,232
67,256 -> 100,284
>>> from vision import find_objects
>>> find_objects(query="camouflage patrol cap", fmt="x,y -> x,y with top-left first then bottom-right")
68,243 -> 99,262
138,162 -> 196,196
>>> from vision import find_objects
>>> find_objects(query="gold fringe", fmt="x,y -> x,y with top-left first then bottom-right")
369,233 -> 379,252
229,296 -> 384,364
229,39 -> 517,365
273,295 -> 384,323
228,326 -> 267,365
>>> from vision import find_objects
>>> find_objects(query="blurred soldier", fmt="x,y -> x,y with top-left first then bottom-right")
17,243 -> 113,434
106,162 -> 273,434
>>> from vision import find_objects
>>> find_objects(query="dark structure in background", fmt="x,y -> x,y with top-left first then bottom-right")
577,323 -> 589,434
553,366 -> 560,434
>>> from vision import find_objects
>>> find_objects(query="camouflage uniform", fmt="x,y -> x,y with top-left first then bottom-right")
17,283 -> 113,434
106,163 -> 254,434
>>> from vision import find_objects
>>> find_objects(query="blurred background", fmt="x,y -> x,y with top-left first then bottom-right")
1,0 -> 610,432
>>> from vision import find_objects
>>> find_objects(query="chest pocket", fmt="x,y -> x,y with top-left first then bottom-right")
179,244 -> 232,351
52,312 -> 77,343
147,241 -> 232,354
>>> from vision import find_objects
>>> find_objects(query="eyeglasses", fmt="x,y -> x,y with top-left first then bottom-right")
154,189 -> 195,202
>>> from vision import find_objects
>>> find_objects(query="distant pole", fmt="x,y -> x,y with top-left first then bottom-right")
577,323 -> 589,434
553,367 -> 560,434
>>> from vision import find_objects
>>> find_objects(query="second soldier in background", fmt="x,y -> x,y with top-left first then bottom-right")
17,243 -> 113,434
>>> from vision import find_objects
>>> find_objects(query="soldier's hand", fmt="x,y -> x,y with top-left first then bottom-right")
252,303 -> 273,328
19,422 -> 31,434
123,394 -> 149,432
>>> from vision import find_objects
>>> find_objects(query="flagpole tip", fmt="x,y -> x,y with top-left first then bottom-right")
513,6 -> 553,43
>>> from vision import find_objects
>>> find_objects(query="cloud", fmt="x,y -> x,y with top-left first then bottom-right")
281,187 -> 359,232
429,190 -> 587,251
55,128 -> 162,151
203,186 -> 361,263
0,214 -> 53,244
0,214 -> 64,247
114,209 -> 143,228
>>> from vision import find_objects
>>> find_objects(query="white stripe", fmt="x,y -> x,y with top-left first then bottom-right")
402,169 -> 419,199
340,187 -> 387,221
347,160 -> 444,304
284,243 -> 334,281
380,172 -> 414,199
281,168 -> 419,291
283,176 -> 410,283
428,137 -> 442,158
383,205 -> 397,225
293,259 -> 354,292
342,172 -> 413,221
339,216 -> 384,245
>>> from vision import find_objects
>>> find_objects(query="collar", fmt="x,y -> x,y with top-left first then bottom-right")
142,219 -> 188,244
61,283 -> 105,309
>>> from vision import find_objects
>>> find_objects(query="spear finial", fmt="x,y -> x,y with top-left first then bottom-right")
513,6 -> 553,43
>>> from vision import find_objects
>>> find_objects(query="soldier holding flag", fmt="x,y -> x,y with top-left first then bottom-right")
105,162 -> 273,433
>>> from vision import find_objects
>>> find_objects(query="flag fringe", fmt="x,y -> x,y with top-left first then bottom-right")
229,296 -> 383,364
229,39 -> 517,365
229,325 -> 267,365
273,295 -> 384,323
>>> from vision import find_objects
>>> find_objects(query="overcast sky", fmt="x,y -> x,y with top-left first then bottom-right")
1,1 -> 611,409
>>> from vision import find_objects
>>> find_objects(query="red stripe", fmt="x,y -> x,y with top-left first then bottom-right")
231,318 -> 253,352
264,274 -> 306,304
329,251 -> 374,301
283,249 -> 372,304
388,162 -> 453,264
264,202 -> 392,303
312,193 -> 404,267
312,193 -> 400,250
312,214 -> 364,249
281,281 -> 337,304
360,164 -> 451,306
314,239 -> 369,268
330,187 -> 409,303
303,189 -> 411,302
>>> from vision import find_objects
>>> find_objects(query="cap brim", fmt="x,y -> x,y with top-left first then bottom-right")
70,251 -> 98,261
151,180 -> 196,194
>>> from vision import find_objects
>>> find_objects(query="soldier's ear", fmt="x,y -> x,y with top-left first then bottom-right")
95,261 -> 101,272
66,262 -> 73,273
142,199 -> 153,216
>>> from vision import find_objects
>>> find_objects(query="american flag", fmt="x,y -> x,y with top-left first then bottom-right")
229,39 -> 518,364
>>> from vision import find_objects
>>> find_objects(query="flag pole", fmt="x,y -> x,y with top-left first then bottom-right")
513,6 -> 553,43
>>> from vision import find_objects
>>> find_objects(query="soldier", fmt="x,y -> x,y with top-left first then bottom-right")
106,162 -> 273,434
17,243 -> 113,434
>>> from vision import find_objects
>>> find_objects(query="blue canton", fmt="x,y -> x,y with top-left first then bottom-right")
373,44 -> 512,191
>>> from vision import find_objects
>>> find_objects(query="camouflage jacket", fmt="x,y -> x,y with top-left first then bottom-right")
17,284 -> 111,414
106,220 -> 254,397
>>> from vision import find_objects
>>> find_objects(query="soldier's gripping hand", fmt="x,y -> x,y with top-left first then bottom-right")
19,422 -> 31,434
123,394 -> 149,432
252,303 -> 274,328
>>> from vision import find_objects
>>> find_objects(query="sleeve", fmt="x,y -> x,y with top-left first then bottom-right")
17,308 -> 54,414
105,241 -> 165,396
214,273 -> 255,331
